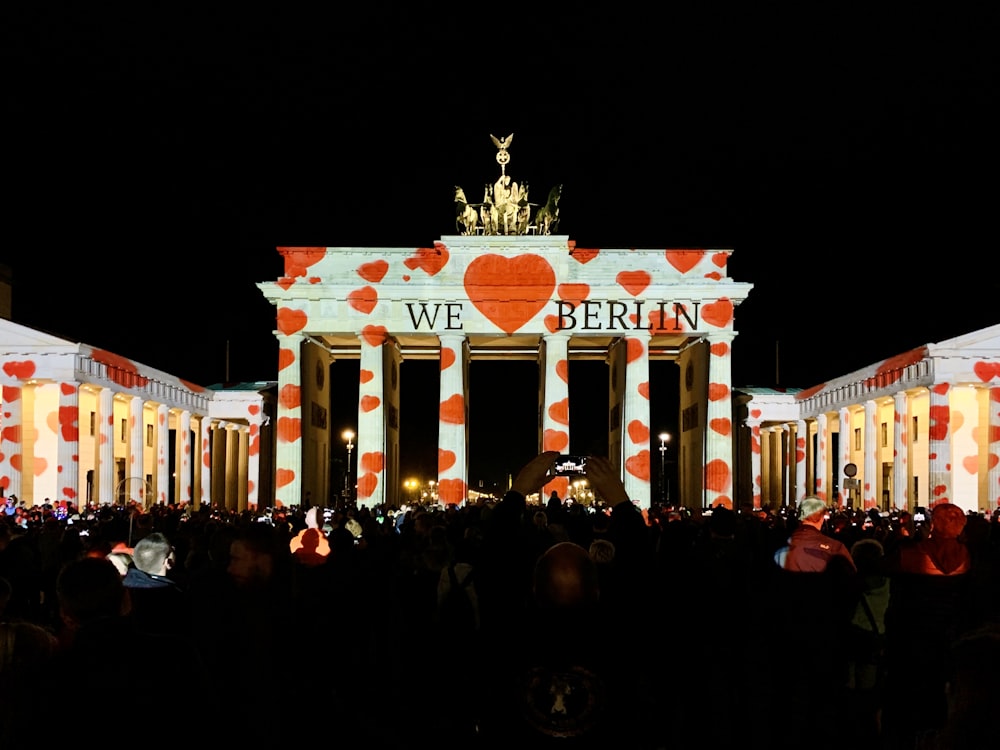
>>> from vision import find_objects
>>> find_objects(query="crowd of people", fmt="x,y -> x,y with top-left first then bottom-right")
1,451 -> 999,749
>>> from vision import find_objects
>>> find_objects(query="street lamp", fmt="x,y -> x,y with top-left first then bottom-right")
658,432 -> 670,506
342,429 -> 355,502
404,479 -> 418,504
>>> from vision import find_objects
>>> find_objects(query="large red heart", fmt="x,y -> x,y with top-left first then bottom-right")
625,451 -> 650,481
277,308 -> 308,335
665,250 -> 705,273
702,298 -> 733,328
404,244 -> 450,276
440,394 -> 465,424
464,254 -> 555,334
616,270 -> 650,297
348,286 -> 378,314
438,449 -> 456,472
357,260 -> 389,283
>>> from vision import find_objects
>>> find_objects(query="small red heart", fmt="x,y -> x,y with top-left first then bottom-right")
404,244 -> 450,276
704,459 -> 731,493
361,325 -> 388,347
438,449 -> 456,472
548,399 -> 569,425
557,283 -> 590,307
627,420 -> 649,444
357,473 -> 379,499
616,270 -> 651,297
279,247 -> 327,277
277,417 -> 301,443
711,252 -> 728,268
357,260 -> 389,283
277,308 -> 308,335
626,338 -> 644,363
440,348 -> 456,370
702,299 -> 734,328
440,394 -> 465,424
276,468 -> 296,488
637,382 -> 649,399
556,360 -> 569,384
544,315 -> 560,333
361,451 -> 385,473
279,384 -> 301,409
709,383 -> 730,402
710,418 -> 732,436
710,342 -> 730,357
348,286 -> 378,314
571,248 -> 599,263
276,278 -> 295,290
3,361 -> 36,379
361,395 -> 381,412
359,369 -> 374,384
665,250 -> 705,274
278,348 -> 295,371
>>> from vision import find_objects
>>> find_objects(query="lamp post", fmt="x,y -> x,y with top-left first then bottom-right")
658,432 -> 670,506
342,429 -> 355,503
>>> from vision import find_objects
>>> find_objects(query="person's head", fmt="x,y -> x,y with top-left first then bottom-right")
850,538 -> 885,575
105,551 -> 134,577
533,541 -> 600,609
931,502 -> 967,539
131,532 -> 175,576
56,557 -> 130,629
228,524 -> 279,589
0,620 -> 58,675
797,497 -> 827,528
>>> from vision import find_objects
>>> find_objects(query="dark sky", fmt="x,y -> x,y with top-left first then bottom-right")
4,7 -> 998,485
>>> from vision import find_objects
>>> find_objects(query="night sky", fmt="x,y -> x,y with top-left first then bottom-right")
5,7 -> 998,485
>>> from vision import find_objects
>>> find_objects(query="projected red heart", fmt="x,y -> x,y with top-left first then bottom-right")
464,254 -> 555,334
357,260 -> 389,283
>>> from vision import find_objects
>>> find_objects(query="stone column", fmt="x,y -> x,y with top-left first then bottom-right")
705,333 -> 736,509
864,400 -> 878,510
838,407 -> 851,508
176,409 -> 192,506
621,331 -> 651,509
541,332 -> 571,500
127,396 -> 145,505
0,384 -> 23,501
155,403 -> 169,505
275,332 -> 304,508
356,328 -> 387,509
928,384 -> 952,506
200,417 -> 212,508
795,419 -> 807,504
989,388 -> 1000,512
746,418 -> 763,509
97,387 -> 115,505
437,334 -> 468,506
893,391 -> 909,511
816,413 -> 829,504
57,382 -> 80,508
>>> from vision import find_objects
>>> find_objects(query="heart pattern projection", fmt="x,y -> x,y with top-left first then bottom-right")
278,348 -> 296,371
627,420 -> 649,445
710,418 -> 732,436
359,369 -> 374,384
464,254 -> 556,334
974,361 -> 1000,381
616,270 -> 651,297
548,399 -> 569,426
279,247 -> 327,278
701,298 -> 734,328
277,417 -> 301,444
439,449 -> 456,473
277,308 -> 308,335
637,382 -> 649,400
557,283 -> 590,308
625,450 -> 650,481
543,429 -> 569,452
361,325 -> 388,347
440,394 -> 465,425
357,260 -> 389,283
555,360 -> 569,384
438,478 -> 466,506
92,350 -> 149,389
404,244 -> 450,276
357,472 -> 378,499
279,384 -> 301,409
360,395 -> 381,413
665,250 -> 705,274
440,348 -> 456,371
3,361 -> 36,379
348,286 -> 379,314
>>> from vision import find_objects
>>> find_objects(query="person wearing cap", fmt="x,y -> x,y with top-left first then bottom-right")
778,496 -> 857,573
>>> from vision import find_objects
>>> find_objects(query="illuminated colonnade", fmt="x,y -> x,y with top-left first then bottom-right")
258,238 -> 754,510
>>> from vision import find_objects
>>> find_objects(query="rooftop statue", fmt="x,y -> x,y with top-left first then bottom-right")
453,134 -> 562,236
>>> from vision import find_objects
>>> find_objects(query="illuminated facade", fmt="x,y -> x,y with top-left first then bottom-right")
735,324 -> 1000,514
0,317 -> 275,509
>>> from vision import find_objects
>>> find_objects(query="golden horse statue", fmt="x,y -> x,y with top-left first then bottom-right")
454,186 -> 481,235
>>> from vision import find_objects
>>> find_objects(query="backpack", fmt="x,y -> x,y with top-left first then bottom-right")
438,563 -> 478,630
